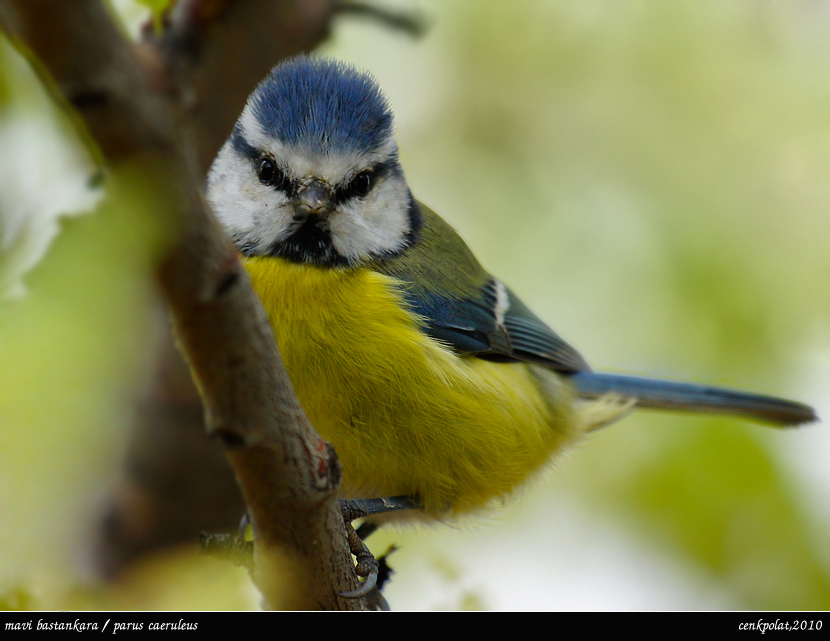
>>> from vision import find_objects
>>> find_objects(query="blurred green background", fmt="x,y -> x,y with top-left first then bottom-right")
1,0 -> 828,610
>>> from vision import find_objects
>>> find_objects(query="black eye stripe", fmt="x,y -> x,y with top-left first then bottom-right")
334,162 -> 391,203
255,154 -> 296,195
251,155 -> 394,202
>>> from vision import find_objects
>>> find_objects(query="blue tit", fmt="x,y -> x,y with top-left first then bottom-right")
206,56 -> 816,518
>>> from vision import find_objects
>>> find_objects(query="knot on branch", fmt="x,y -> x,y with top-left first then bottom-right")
311,438 -> 342,495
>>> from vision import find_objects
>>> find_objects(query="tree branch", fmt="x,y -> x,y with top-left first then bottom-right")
150,0 -> 337,175
0,0 -> 366,610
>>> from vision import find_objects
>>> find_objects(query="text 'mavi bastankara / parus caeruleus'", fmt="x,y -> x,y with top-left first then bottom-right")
206,56 -> 816,525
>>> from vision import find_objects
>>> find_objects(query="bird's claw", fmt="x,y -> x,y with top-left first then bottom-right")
338,516 -> 379,599
338,564 -> 378,599
337,496 -> 418,600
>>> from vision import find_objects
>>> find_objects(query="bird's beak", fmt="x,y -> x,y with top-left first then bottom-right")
293,179 -> 333,217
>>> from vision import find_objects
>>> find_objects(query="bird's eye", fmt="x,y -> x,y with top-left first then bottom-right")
349,171 -> 374,199
257,157 -> 287,190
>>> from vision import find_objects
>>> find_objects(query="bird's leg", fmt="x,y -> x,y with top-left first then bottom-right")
340,519 -> 379,598
341,496 -> 421,522
338,495 -> 419,599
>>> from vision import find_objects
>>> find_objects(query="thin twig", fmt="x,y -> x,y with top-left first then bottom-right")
336,1 -> 428,38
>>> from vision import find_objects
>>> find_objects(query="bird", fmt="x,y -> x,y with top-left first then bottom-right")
206,55 -> 816,526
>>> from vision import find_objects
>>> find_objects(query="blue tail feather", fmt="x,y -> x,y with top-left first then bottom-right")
569,372 -> 817,427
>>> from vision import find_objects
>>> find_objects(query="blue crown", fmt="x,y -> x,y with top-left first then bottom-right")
250,56 -> 394,154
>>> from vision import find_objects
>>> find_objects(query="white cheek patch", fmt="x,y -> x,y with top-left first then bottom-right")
329,175 -> 412,261
206,141 -> 294,251
206,144 -> 256,232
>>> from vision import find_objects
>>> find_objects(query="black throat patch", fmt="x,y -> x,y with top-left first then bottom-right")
266,217 -> 351,267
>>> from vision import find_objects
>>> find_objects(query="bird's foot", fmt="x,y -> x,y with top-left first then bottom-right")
338,495 -> 419,600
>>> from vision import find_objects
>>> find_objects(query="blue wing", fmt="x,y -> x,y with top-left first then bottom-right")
401,278 -> 592,373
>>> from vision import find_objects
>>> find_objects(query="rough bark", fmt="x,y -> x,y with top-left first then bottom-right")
0,0 -> 368,610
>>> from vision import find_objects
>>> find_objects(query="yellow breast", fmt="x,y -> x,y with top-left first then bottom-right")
243,256 -> 582,515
